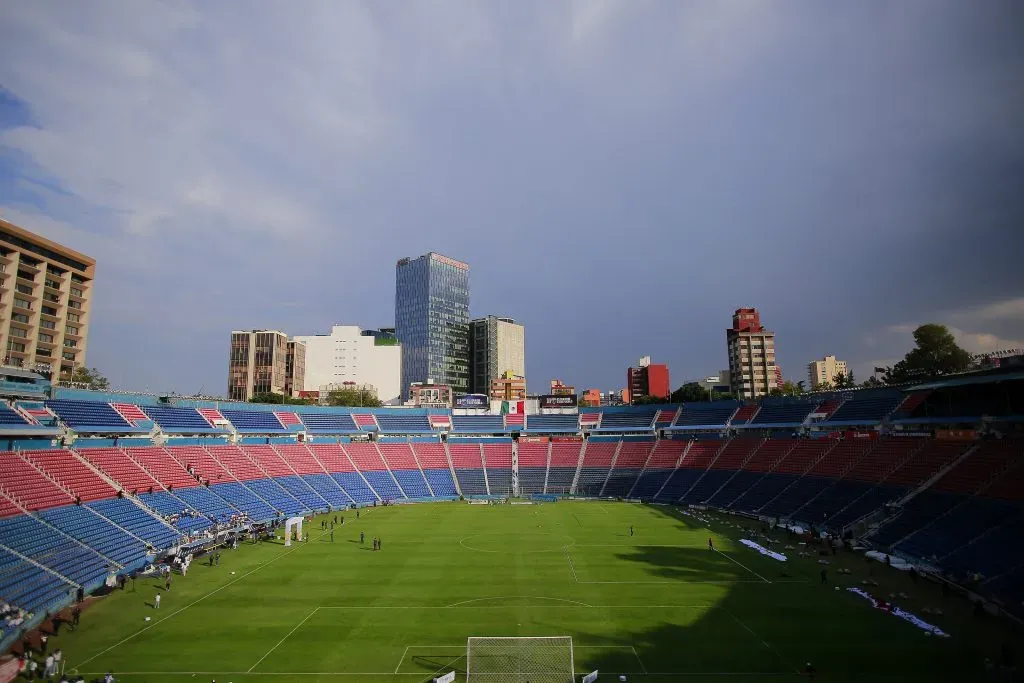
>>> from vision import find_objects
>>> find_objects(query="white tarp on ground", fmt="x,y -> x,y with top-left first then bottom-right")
847,587 -> 950,637
740,539 -> 787,562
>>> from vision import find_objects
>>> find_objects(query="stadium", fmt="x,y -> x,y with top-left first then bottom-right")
0,369 -> 1021,682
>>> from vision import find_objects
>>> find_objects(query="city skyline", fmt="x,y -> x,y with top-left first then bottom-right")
0,3 -> 1021,396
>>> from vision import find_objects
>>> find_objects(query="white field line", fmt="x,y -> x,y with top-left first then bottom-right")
393,645 -> 410,675
565,549 -> 579,582
632,645 -> 649,674
248,607 -> 319,672
445,595 -> 592,607
76,525 -> 336,668
715,548 -> 771,584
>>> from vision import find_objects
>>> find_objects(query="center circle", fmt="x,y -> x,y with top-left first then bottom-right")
460,532 -> 576,554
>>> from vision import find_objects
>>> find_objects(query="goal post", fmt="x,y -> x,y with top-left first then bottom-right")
466,636 -> 574,683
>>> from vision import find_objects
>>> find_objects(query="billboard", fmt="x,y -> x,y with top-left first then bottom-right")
539,394 -> 578,409
456,394 -> 489,408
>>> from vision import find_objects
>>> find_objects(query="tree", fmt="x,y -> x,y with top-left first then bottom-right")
249,393 -> 313,405
832,372 -> 856,389
862,376 -> 884,388
69,366 -> 109,390
632,395 -> 668,406
884,324 -> 971,384
671,383 -> 711,403
779,380 -> 803,396
326,387 -> 382,407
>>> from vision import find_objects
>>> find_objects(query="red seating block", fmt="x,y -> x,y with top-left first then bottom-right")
275,444 -> 326,475
0,452 -> 75,510
207,445 -> 265,481
79,447 -> 161,491
25,449 -> 117,501
613,441 -> 654,468
126,447 -> 198,489
343,443 -> 387,471
310,444 -> 354,473
710,438 -> 761,470
379,443 -> 419,470
449,443 -> 484,469
518,441 -> 549,467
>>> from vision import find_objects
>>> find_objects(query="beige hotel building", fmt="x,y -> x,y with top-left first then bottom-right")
0,217 -> 95,381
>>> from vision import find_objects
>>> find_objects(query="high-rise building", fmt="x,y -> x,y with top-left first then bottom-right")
726,308 -> 778,399
0,217 -> 95,381
626,355 -> 670,403
470,315 -> 525,395
228,330 -> 303,401
808,355 -> 849,389
550,379 -> 576,396
395,252 -> 470,398
292,325 -> 402,404
489,370 -> 527,401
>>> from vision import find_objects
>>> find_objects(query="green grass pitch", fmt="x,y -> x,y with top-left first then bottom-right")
54,501 -> 1017,682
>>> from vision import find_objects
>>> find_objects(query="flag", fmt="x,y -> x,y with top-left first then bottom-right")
873,367 -> 887,374
501,400 -> 524,414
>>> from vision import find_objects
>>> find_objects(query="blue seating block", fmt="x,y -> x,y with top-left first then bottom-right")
0,515 -> 111,587
391,469 -> 431,498
302,474 -> 352,507
40,505 -> 147,566
88,498 -> 178,549
210,482 -> 278,521
362,471 -> 406,501
424,469 -> 457,497
299,413 -> 357,433
332,472 -> 377,504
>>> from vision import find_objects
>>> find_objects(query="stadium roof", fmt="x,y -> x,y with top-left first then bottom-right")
905,370 -> 1024,392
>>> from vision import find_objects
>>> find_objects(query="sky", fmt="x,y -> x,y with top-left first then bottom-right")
1,1 -> 1022,396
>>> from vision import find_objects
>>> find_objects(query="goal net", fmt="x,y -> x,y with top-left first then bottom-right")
466,636 -> 574,683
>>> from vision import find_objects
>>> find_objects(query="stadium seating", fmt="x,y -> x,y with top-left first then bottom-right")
142,405 -> 217,432
602,439 -> 653,497
599,409 -> 657,431
362,470 -> 406,501
655,440 -> 722,502
168,485 -> 237,524
300,412 -> 357,432
0,545 -> 74,617
0,451 -> 75,510
0,404 -> 30,426
244,478 -> 309,515
452,415 -> 504,433
482,441 -> 514,496
275,475 -> 330,510
241,445 -> 295,477
517,440 -> 549,495
674,401 -> 739,427
39,505 -> 147,566
137,490 -> 214,532
78,448 -> 161,493
376,414 -> 431,433
111,403 -> 150,426
630,439 -> 687,499
524,414 -> 578,432
23,449 -> 116,502
411,442 -> 457,496
208,445 -> 266,481
825,390 -> 903,424
88,497 -> 178,549
546,440 -> 583,494
331,472 -> 378,504
209,482 -> 278,521
748,399 -> 817,425
126,447 -> 198,489
220,410 -> 288,433
274,412 -> 302,429
45,400 -> 134,431
449,441 -> 488,495
379,443 -> 431,497
0,494 -> 21,519
0,514 -> 110,587
731,404 -> 759,424
165,446 -> 234,485
575,441 -> 617,496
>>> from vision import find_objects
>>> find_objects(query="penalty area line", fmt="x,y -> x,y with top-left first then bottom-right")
248,607 -> 319,672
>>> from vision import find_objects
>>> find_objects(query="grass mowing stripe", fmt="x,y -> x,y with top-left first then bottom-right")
247,606 -> 319,672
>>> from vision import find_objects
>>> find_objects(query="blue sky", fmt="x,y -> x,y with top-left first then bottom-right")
1,1 -> 1022,396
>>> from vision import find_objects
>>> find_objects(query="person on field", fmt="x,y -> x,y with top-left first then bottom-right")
330,530 -> 334,542
360,531 -> 365,545
708,537 -> 714,551
820,568 -> 827,585
630,526 -> 634,537
154,593 -> 161,609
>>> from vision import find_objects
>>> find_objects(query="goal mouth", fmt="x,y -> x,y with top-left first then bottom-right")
466,636 -> 575,683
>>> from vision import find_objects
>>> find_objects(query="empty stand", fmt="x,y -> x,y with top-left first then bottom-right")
23,449 -> 116,502
166,446 -> 234,485
630,439 -> 687,499
602,440 -> 653,497
0,404 -> 30,426
449,441 -> 488,495
0,515 -> 111,587
731,404 -> 759,424
749,399 -> 816,425
111,403 -> 150,425
274,412 -> 302,429
655,439 -> 722,502
576,441 -> 617,496
220,410 -> 287,433
600,410 -> 657,431
379,443 -> 431,497
826,390 -> 903,424
300,412 -> 357,432
675,401 -> 739,427
376,414 -> 431,433
78,448 -> 161,493
526,414 -> 578,432
141,405 -> 215,432
208,445 -> 266,481
45,400 -> 133,430
0,545 -> 74,616
517,440 -> 549,495
0,451 -> 75,510
451,415 -> 503,433
546,440 -> 583,494
482,441 -> 513,496
126,447 -> 199,489
88,497 -> 178,549
39,505 -> 147,566
411,442 -> 457,496
352,414 -> 379,430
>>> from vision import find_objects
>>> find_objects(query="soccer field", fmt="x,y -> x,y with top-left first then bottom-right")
55,501 -> 1010,682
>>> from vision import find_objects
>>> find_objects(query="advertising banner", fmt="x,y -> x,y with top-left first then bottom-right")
539,394 -> 578,409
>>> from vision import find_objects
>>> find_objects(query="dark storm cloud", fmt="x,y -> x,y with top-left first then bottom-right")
0,1 -> 1021,393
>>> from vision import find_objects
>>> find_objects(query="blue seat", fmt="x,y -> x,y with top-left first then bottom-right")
602,469 -> 642,497
0,546 -> 74,616
275,475 -> 330,510
424,469 -> 457,496
331,472 -> 377,504
167,487 -> 237,524
575,467 -> 610,496
653,468 -> 704,502
142,406 -> 216,432
302,474 -> 352,507
675,401 -> 740,427
827,390 -> 903,424
245,479 -> 309,515
88,498 -> 178,549
599,411 -> 657,430
451,415 -> 504,433
375,414 -> 431,433
210,482 -> 278,521
681,470 -> 734,504
630,469 -> 674,499
45,400 -> 132,430
299,412 -> 357,433
518,467 -> 547,494
729,473 -> 796,512
0,515 -> 111,587
525,415 -> 578,432
0,405 -> 30,425
391,469 -> 431,498
220,410 -> 288,433
545,467 -> 576,493
39,505 -> 147,566
362,471 -> 406,501
454,468 -> 487,495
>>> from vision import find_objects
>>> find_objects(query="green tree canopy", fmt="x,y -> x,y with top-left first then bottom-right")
69,366 -> 109,390
326,387 -> 382,407
883,324 -> 971,384
670,383 -> 734,403
250,392 -> 312,405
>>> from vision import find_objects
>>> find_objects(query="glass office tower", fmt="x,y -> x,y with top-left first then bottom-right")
395,252 -> 470,398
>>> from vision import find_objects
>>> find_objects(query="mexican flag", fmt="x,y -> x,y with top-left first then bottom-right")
501,400 -> 525,415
